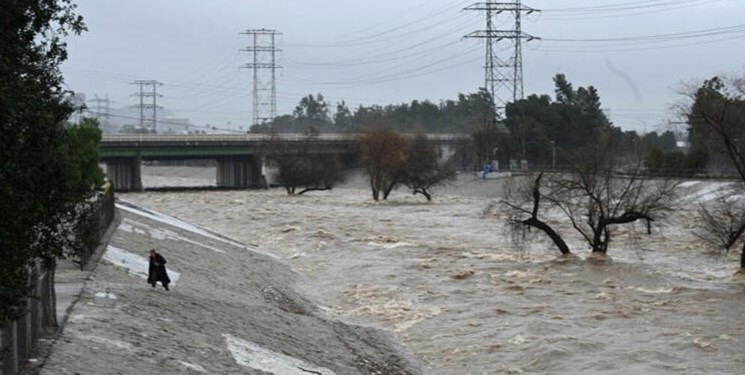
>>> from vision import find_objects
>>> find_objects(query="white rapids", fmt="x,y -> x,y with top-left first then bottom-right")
123,167 -> 745,374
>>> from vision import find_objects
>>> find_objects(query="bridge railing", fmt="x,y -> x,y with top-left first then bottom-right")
101,133 -> 467,143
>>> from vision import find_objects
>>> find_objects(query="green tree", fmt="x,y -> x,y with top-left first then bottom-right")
63,118 -> 106,194
58,118 -> 106,265
687,76 -> 745,176
686,74 -> 745,270
502,74 -> 613,168
553,73 -> 575,104
334,101 -> 354,133
294,93 -> 332,132
0,0 -> 87,321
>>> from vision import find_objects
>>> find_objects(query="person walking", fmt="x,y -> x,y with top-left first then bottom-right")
148,249 -> 171,291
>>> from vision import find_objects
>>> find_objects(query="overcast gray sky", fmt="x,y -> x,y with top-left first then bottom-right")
61,0 -> 745,133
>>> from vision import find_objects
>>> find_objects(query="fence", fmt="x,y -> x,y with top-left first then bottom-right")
79,186 -> 115,269
0,262 -> 53,375
0,186 -> 116,374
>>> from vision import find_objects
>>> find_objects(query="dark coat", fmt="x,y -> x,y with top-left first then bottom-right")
148,253 -> 171,286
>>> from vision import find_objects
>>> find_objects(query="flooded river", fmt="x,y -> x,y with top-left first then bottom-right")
122,167 -> 745,374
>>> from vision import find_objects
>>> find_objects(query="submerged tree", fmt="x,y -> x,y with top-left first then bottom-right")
695,196 -> 745,270
501,173 -> 572,255
263,128 -> 345,195
402,134 -> 457,201
359,126 -> 407,201
554,137 -> 677,254
501,133 -> 677,257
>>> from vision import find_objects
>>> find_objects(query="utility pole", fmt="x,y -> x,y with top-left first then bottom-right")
130,80 -> 163,132
240,28 -> 281,127
465,1 -> 538,119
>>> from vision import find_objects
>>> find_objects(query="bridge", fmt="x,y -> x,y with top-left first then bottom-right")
100,133 -> 465,191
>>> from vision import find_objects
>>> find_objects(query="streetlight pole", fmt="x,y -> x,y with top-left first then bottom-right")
551,140 -> 556,170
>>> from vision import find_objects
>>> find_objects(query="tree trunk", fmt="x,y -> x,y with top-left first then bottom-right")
413,188 -> 431,201
370,179 -> 379,201
590,225 -> 607,253
383,182 -> 396,200
518,172 -> 571,255
521,217 -> 572,255
42,261 -> 58,330
741,243 -> 745,269
297,186 -> 331,195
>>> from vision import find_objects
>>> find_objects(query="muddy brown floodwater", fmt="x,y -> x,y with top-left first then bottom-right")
124,167 -> 745,374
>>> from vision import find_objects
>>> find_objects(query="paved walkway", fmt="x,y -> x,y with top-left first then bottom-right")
53,260 -> 89,329
54,209 -> 121,329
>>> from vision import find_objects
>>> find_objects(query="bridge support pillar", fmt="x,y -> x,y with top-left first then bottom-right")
105,158 -> 142,192
217,156 -> 263,188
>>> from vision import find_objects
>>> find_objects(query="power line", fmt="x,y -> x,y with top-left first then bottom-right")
530,24 -> 745,52
542,23 -> 745,43
284,17 -> 476,68
541,0 -> 723,13
535,0 -> 726,21
281,45 -> 481,87
285,0 -> 473,48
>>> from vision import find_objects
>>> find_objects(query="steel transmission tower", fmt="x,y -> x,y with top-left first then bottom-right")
240,29 -> 281,127
88,94 -> 111,129
465,1 -> 538,118
130,80 -> 163,132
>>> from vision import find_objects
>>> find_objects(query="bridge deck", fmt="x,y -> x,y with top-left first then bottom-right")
100,133 -> 465,160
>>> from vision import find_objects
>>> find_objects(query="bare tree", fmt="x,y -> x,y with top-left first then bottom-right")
553,139 -> 678,254
501,172 -> 571,255
359,127 -> 407,201
402,134 -> 457,201
501,133 -> 677,257
695,196 -> 745,269
263,127 -> 345,195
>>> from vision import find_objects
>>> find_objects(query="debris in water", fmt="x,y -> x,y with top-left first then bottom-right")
450,270 -> 475,280
91,288 -> 117,308
693,337 -> 713,350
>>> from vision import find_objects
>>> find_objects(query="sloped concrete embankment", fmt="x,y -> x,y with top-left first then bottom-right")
39,201 -> 423,375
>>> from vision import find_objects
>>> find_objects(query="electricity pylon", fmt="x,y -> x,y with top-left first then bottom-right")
465,1 -> 538,119
240,28 -> 281,127
88,94 -> 111,129
130,80 -> 163,132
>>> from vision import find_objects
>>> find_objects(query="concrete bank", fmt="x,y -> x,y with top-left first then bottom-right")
34,202 -> 424,374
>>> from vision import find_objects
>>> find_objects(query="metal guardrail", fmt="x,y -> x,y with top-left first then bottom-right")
101,133 -> 467,143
